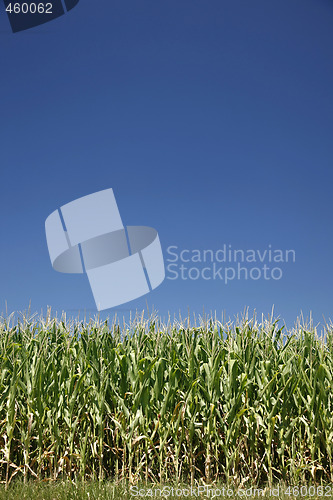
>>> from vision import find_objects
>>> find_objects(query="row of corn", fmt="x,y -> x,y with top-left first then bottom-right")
0,312 -> 333,487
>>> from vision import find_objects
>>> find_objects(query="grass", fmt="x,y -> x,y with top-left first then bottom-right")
2,480 -> 333,499
1,310 -> 333,490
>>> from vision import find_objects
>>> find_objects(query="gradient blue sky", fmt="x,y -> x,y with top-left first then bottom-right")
0,0 -> 332,326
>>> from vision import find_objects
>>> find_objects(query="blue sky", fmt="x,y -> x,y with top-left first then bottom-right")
0,0 -> 332,327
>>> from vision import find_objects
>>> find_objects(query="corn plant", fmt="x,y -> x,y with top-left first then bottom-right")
0,311 -> 333,487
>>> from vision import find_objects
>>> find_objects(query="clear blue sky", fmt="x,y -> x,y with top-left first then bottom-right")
0,0 -> 332,326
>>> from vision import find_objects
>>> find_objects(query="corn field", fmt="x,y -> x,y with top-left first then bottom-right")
1,311 -> 333,488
